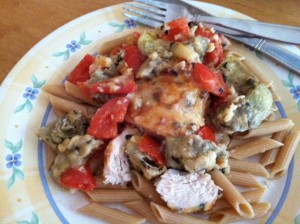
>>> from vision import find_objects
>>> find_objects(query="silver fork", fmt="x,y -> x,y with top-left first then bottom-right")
123,0 -> 300,44
123,0 -> 300,75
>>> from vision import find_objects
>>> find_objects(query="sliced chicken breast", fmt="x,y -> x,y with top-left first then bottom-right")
155,169 -> 221,213
126,74 -> 208,137
103,127 -> 140,185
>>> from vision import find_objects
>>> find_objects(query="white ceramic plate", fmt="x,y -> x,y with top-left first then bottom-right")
1,1 -> 300,224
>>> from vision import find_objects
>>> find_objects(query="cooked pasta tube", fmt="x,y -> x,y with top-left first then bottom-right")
150,202 -> 214,224
131,171 -> 165,205
228,137 -> 265,150
210,202 -> 271,223
230,137 -> 283,160
125,200 -> 164,224
261,123 -> 293,167
48,94 -> 96,118
229,158 -> 269,177
209,169 -> 254,218
271,130 -> 300,179
234,119 -> 293,139
43,83 -> 83,103
208,188 -> 266,213
65,81 -> 102,107
227,171 -> 262,188
79,203 -> 146,224
85,189 -> 142,203
45,144 -> 56,170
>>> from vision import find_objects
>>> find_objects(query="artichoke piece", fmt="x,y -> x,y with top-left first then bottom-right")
213,56 -> 273,134
37,110 -> 88,150
165,135 -> 229,172
138,31 -> 170,56
125,136 -> 166,180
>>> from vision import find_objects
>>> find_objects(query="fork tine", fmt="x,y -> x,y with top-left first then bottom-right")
124,2 -> 165,16
123,12 -> 163,28
133,0 -> 167,10
123,6 -> 165,23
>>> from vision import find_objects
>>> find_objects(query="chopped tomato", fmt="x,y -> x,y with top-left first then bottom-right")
192,63 -> 229,98
139,134 -> 165,166
87,97 -> 129,139
204,40 -> 224,67
124,45 -> 144,73
67,54 -> 95,84
195,26 -> 224,67
60,165 -> 96,191
195,25 -> 215,39
89,75 -> 137,95
161,17 -> 190,42
198,126 -> 216,142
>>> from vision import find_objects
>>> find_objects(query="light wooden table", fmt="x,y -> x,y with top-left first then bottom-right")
1,0 -> 299,84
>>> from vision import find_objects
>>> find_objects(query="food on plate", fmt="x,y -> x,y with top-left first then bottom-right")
38,17 -> 299,223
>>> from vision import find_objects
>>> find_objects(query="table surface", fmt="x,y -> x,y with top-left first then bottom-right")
1,0 -> 300,85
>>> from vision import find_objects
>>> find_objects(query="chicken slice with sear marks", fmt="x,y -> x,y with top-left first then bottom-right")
126,74 -> 208,137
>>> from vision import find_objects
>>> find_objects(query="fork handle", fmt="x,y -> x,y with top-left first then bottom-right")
194,15 -> 300,44
259,42 -> 300,74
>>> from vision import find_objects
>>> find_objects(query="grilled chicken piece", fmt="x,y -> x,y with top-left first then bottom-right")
155,169 -> 221,213
126,74 -> 208,137
213,55 -> 273,134
125,136 -> 166,180
165,134 -> 229,172
103,127 -> 140,185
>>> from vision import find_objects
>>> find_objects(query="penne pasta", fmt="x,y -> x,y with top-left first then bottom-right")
45,144 -> 56,170
48,93 -> 96,118
43,83 -> 83,103
261,123 -> 294,167
229,158 -> 269,177
271,130 -> 300,179
79,203 -> 146,224
228,137 -> 267,150
150,202 -> 214,224
65,81 -> 102,107
125,200 -> 164,224
234,118 -> 293,139
208,188 -> 266,213
210,202 -> 271,223
131,170 -> 166,205
230,137 -> 283,160
227,171 -> 262,188
209,169 -> 254,218
85,189 -> 142,203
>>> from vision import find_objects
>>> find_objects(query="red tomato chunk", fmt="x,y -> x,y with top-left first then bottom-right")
197,125 -> 216,142
87,97 -> 129,140
60,165 -> 96,191
191,63 -> 229,98
161,17 -> 190,42
67,54 -> 95,84
139,134 -> 165,166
